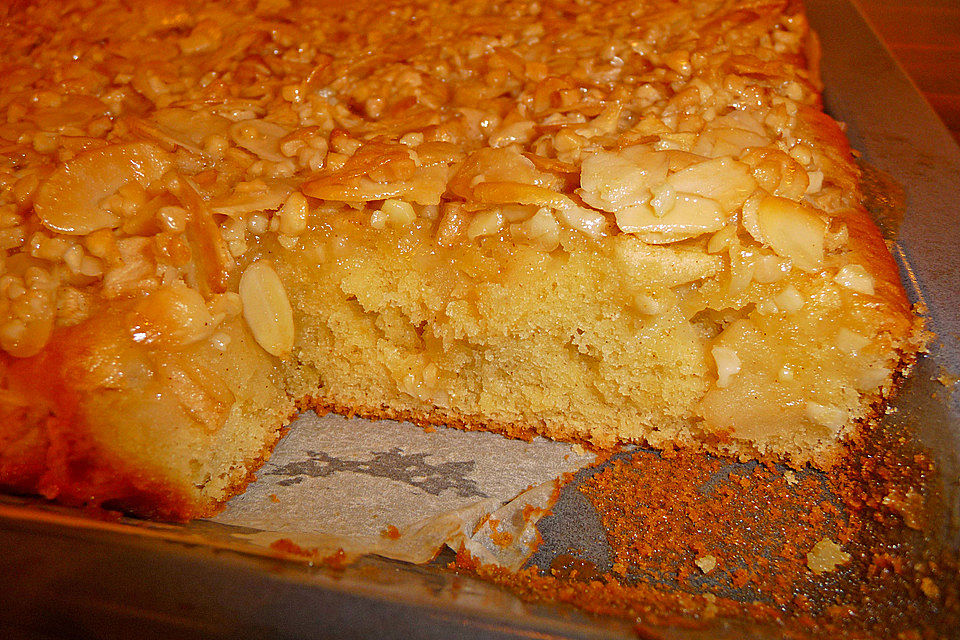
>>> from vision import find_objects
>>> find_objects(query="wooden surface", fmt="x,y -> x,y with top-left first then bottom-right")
853,0 -> 960,144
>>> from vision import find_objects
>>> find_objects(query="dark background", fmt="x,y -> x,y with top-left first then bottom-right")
855,0 -> 960,144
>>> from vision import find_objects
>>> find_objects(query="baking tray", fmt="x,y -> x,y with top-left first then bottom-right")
2,0 -> 959,637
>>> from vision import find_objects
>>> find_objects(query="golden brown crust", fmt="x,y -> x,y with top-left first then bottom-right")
795,103 -> 927,353
791,24 -> 908,320
304,397 -> 547,444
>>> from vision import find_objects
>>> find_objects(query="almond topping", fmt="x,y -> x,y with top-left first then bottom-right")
615,194 -> 723,243
35,142 -> 171,235
239,260 -> 295,358
755,195 -> 826,272
666,157 -> 756,214
806,538 -> 851,575
378,198 -> 416,228
834,264 -> 875,295
278,192 -> 310,236
229,119 -> 291,162
131,285 -> 215,348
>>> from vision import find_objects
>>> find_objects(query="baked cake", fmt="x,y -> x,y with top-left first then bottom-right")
0,0 -> 926,519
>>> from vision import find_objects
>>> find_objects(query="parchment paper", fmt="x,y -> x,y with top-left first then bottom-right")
211,411 -> 596,569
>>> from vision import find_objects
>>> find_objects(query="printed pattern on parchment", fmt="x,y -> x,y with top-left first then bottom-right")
268,447 -> 490,498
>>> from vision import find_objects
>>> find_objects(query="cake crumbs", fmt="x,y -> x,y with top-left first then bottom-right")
268,538 -> 349,570
936,367 -> 960,387
520,503 -> 548,524
269,537 -> 319,559
452,424 -> 960,638
380,525 -> 401,540
695,555 -> 717,574
881,487 -> 926,529
577,449 -> 841,600
487,518 -> 515,549
807,538 -> 852,575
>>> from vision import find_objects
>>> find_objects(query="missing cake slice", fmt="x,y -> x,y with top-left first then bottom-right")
0,0 -> 926,520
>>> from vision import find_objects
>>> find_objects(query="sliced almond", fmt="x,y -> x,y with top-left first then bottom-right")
774,285 -> 804,313
229,119 -> 292,162
666,157 -> 756,213
615,194 -> 723,243
379,198 -> 416,228
448,146 -> 545,199
740,147 -> 809,201
135,107 -> 232,155
473,181 -> 608,236
304,164 -> 450,206
755,195 -> 826,272
35,142 -> 171,235
513,208 -> 560,251
34,96 -> 108,132
170,178 -> 236,294
555,203 -> 608,237
707,109 -> 767,136
278,192 -> 310,236
712,345 -> 742,388
692,127 -> 769,158
835,327 -> 870,354
579,146 -> 668,212
473,181 -> 566,208
239,260 -> 295,358
130,285 -> 215,348
466,208 -> 504,240
210,179 -> 292,217
834,264 -> 875,295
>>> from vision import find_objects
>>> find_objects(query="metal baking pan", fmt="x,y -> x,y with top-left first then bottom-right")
2,0 -> 958,637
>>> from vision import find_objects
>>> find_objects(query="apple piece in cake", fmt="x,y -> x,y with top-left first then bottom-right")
0,0 -> 926,520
